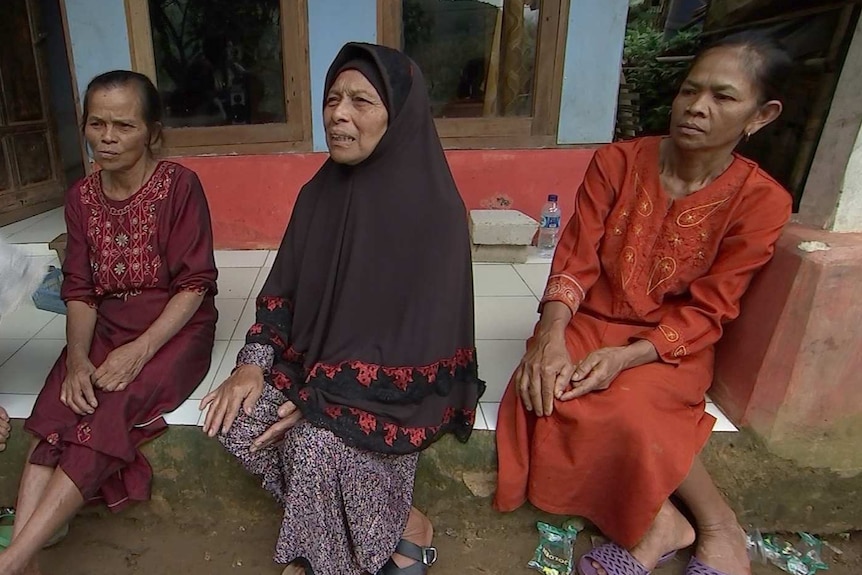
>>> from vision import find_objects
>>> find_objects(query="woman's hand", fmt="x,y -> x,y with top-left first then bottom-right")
559,340 -> 659,400
92,339 -> 151,392
515,330 -> 575,417
0,406 -> 10,452
249,401 -> 302,453
60,358 -> 98,415
559,346 -> 629,400
200,365 -> 265,437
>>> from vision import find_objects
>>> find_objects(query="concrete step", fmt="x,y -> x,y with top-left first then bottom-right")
1,421 -> 859,534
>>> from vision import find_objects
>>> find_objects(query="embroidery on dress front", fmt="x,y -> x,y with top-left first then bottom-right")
647,257 -> 677,294
80,163 -> 173,297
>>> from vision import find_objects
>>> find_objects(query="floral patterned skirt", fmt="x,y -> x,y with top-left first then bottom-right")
219,385 -> 418,575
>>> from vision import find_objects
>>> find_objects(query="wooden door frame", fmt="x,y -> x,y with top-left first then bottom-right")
0,0 -> 68,226
376,0 -> 570,149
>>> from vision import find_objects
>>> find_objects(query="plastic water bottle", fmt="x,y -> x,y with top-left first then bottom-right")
538,194 -> 562,258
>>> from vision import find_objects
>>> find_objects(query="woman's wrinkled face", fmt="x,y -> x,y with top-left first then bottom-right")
324,69 -> 389,165
670,46 -> 781,151
84,85 -> 153,170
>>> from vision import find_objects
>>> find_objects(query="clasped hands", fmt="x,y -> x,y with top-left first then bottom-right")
200,365 -> 302,452
515,330 -> 637,417
60,339 -> 152,415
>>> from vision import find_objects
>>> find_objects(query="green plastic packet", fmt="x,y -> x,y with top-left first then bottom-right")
527,521 -> 580,575
751,531 -> 829,575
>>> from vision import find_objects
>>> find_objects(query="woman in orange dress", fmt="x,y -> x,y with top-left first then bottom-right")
494,32 -> 792,575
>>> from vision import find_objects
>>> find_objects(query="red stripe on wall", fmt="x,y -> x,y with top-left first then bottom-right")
176,148 -> 596,249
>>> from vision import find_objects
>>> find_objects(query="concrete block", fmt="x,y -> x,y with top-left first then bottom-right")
471,244 -> 530,264
469,210 -> 538,246
713,224 -> 862,473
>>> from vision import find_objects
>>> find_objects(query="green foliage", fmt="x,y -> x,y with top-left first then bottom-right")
403,0 -> 500,113
149,0 -> 281,87
404,0 -> 433,52
623,8 -> 700,135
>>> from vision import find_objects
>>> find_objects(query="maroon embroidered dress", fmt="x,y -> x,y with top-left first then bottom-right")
218,44 -> 484,574
25,161 -> 217,510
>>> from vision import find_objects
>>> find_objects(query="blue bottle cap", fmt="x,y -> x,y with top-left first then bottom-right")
548,194 -> 558,202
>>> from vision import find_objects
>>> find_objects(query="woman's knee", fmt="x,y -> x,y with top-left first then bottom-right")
217,414 -> 279,475
56,444 -> 119,499
218,410 -> 263,449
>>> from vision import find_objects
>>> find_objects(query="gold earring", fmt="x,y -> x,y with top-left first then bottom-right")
744,131 -> 751,142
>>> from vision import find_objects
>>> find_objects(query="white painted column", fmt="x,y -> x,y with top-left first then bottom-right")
307,0 -> 377,151
64,0 -> 132,104
834,125 -> 862,232
557,0 -> 629,144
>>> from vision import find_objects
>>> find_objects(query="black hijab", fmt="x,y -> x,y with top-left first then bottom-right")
249,43 -> 484,454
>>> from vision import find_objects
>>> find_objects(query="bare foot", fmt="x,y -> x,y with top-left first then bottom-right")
0,406 -> 10,452
0,555 -> 41,575
281,562 -> 306,575
587,500 -> 695,575
694,521 -> 751,575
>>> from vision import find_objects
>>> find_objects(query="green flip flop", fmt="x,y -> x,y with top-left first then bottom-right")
0,507 -> 69,550
0,507 -> 14,550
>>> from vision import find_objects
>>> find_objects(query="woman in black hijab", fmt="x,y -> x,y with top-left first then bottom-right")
201,43 -> 484,575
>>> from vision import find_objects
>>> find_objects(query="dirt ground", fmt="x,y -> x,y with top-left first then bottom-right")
34,504 -> 861,575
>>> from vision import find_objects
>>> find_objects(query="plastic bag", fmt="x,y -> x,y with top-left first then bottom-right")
747,530 -> 829,575
0,235 -> 46,316
528,521 -> 579,575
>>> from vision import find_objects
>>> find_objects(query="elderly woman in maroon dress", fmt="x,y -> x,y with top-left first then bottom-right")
201,43 -> 484,575
0,71 -> 217,575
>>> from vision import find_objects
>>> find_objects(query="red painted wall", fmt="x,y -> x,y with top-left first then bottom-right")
713,225 -> 862,443
175,149 -> 596,249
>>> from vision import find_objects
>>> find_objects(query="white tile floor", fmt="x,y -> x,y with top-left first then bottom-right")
0,210 -> 738,433
1,208 -> 64,255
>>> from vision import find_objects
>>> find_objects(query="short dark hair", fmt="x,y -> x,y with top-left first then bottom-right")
82,70 -> 163,148
693,30 -> 793,104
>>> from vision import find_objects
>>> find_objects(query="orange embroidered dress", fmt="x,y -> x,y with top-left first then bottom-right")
493,136 -> 791,547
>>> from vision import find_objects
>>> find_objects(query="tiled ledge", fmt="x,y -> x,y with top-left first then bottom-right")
0,248 -> 737,433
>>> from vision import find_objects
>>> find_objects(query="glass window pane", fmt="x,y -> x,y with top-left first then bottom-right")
402,0 -> 539,118
13,131 -> 53,186
148,0 -> 286,128
0,0 -> 45,123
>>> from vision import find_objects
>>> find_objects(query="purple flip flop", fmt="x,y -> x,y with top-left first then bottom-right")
577,542 -> 677,575
685,556 -> 732,575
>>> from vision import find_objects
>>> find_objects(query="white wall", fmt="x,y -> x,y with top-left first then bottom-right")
64,0 -> 132,105
834,124 -> 862,232
557,0 -> 629,144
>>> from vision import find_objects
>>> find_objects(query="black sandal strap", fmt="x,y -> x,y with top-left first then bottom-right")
376,539 -> 438,574
377,558 -> 427,575
394,539 -> 437,564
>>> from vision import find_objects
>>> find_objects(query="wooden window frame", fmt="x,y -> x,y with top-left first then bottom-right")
125,0 -> 313,156
378,0 -> 569,149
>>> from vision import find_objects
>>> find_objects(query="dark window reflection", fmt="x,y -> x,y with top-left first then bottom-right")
148,0 -> 286,127
402,0 -> 539,118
